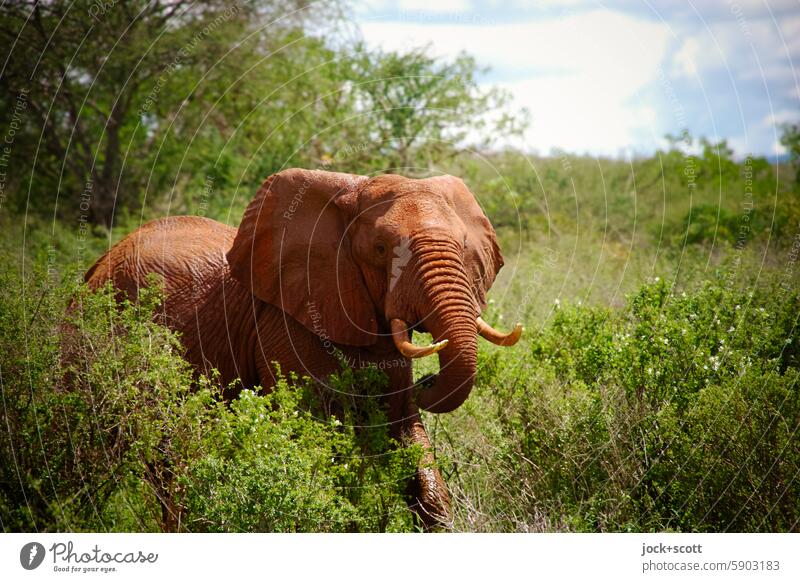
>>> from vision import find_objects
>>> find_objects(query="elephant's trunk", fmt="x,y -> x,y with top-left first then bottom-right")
417,315 -> 478,413
408,236 -> 479,414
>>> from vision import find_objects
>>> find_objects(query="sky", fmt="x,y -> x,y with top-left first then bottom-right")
353,0 -> 800,158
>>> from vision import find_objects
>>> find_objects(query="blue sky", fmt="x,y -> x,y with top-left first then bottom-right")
354,0 -> 800,158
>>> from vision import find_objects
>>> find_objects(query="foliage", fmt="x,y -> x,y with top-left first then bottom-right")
183,366 -> 421,532
431,274 -> 800,532
0,0 -> 521,228
3,130 -> 799,531
781,121 -> 800,183
1,0 -> 798,533
448,134 -> 799,255
0,0 -> 301,225
0,268 -> 418,532
346,47 -> 525,173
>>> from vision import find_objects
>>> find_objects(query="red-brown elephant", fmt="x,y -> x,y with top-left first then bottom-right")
84,168 -> 522,529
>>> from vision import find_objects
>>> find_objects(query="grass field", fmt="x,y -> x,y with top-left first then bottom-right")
2,145 -> 799,532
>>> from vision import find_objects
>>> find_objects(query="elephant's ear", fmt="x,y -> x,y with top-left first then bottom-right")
428,175 -> 504,312
227,168 -> 378,346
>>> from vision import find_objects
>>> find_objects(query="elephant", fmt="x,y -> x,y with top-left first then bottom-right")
83,168 -> 522,529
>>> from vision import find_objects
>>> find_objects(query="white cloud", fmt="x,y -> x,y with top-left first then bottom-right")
355,0 -> 472,16
396,0 -> 471,12
501,78 -> 662,155
762,109 -> 800,127
669,13 -> 800,84
360,10 -> 672,155
357,3 -> 799,157
664,12 -> 799,156
726,135 -> 749,155
673,37 -> 700,77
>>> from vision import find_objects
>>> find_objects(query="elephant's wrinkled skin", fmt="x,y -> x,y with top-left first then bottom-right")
84,169 -> 521,529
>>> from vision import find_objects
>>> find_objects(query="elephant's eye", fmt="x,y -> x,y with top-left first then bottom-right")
374,241 -> 388,258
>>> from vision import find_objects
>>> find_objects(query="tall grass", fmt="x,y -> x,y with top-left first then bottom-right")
0,271 -> 418,532
2,146 -> 799,531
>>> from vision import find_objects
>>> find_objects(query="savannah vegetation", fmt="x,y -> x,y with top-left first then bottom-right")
1,0 -> 799,532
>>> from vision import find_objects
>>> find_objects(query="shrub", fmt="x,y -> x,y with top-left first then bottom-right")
181,368 -> 420,532
0,266 -> 418,532
432,275 -> 800,532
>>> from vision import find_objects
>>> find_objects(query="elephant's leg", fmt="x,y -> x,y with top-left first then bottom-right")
386,366 -> 452,530
403,411 -> 452,530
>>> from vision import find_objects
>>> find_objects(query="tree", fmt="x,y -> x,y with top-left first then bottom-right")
346,46 -> 526,174
0,0 -> 330,226
781,121 -> 800,184
0,1 -> 525,228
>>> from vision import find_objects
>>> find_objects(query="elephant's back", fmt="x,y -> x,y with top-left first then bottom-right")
84,215 -> 237,300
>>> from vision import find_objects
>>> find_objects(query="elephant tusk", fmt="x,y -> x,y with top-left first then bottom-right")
390,319 -> 449,358
476,316 -> 523,346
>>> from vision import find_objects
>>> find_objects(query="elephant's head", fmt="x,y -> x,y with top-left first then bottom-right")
226,168 -> 521,413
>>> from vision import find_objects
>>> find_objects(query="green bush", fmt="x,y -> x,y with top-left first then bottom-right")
182,368 -> 420,532
432,275 -> 800,532
0,267 -> 197,531
0,266 -> 418,532
3,140 -> 799,532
